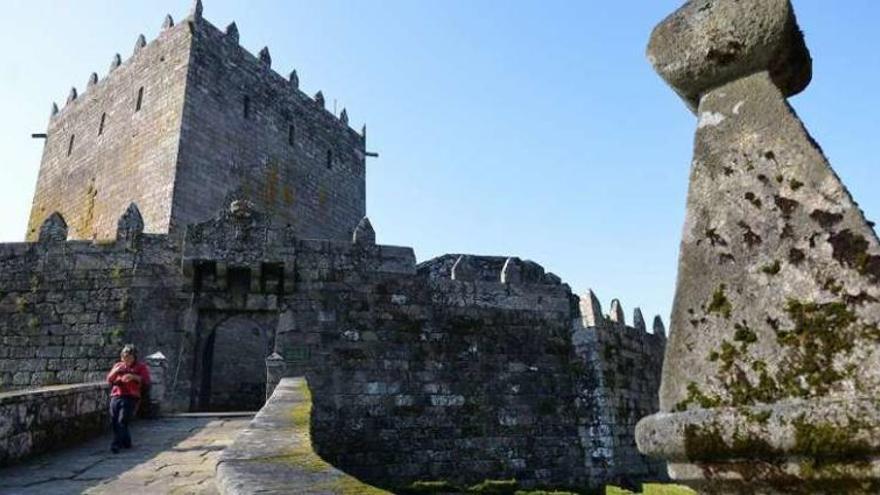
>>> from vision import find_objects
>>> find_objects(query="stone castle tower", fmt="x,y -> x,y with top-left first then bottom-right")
26,0 -> 366,242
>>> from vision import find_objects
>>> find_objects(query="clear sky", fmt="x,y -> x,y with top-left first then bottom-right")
0,1 -> 877,325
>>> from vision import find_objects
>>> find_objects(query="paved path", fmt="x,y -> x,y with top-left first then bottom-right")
0,414 -> 253,495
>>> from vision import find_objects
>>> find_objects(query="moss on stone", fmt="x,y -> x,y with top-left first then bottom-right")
742,409 -> 772,425
744,191 -> 762,209
674,382 -> 722,411
640,485 -> 696,495
706,284 -> 732,319
403,480 -> 459,493
468,479 -> 518,494
760,260 -> 781,275
827,230 -> 880,283
733,321 -> 757,347
717,340 -> 739,372
730,429 -> 777,458
683,424 -> 727,461
775,300 -> 859,397
792,416 -> 873,459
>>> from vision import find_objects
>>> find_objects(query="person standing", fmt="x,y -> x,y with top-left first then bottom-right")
106,344 -> 151,453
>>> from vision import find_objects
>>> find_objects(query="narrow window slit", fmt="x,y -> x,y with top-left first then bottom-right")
135,87 -> 144,112
67,135 -> 75,156
98,113 -> 106,135
243,96 -> 251,119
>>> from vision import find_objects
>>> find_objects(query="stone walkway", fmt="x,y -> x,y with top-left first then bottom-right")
0,414 -> 252,495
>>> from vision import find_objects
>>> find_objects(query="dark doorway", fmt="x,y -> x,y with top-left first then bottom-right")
199,315 -> 271,411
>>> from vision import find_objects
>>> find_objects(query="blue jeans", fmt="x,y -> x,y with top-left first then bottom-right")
110,396 -> 137,449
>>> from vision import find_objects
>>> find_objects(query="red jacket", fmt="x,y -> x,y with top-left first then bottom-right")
107,361 -> 151,398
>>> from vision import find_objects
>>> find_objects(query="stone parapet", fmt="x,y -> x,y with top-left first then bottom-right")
0,381 -> 109,466
215,377 -> 389,495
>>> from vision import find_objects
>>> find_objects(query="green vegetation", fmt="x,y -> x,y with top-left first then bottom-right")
792,415 -> 872,459
760,260 -> 781,275
404,480 -> 458,493
674,382 -> 721,411
706,284 -> 732,319
606,484 -> 695,495
468,479 -> 518,494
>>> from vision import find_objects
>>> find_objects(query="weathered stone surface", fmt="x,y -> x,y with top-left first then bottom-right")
500,257 -> 522,284
633,307 -> 646,331
0,382 -> 109,466
109,53 -> 121,72
225,21 -> 238,43
38,211 -> 68,242
652,315 -> 666,338
609,298 -> 625,325
133,34 -> 146,54
27,12 -> 366,243
190,0 -> 203,19
216,378 -> 389,495
450,254 -> 476,281
580,289 -> 605,327
647,0 -> 811,112
0,412 -> 250,493
258,46 -> 271,67
352,216 -> 375,245
4,3 -> 668,491
637,1 -> 880,492
116,203 -> 144,241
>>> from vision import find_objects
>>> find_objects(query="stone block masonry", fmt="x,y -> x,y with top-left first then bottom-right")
27,17 -> 192,241
0,206 -> 186,392
0,381 -> 109,466
176,200 -> 667,489
3,1 -> 668,490
27,3 -> 365,243
216,377 -> 390,494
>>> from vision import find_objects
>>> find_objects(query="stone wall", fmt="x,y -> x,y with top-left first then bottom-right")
172,14 -> 366,242
215,377 -> 390,495
0,209 -> 186,391
26,7 -> 366,244
573,299 -> 666,484
2,198 -> 667,488
26,18 -> 192,241
175,206 -> 667,489
0,381 -> 109,466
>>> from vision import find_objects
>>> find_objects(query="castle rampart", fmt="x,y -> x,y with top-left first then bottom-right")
3,2 -> 667,490
27,2 -> 366,243
27,17 -> 193,241
172,10 -> 366,240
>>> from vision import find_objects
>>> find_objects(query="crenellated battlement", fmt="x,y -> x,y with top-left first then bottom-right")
51,3 -> 360,141
28,0 -> 368,245
5,1 -> 667,488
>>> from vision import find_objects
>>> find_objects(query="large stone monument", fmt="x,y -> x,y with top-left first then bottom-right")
636,0 -> 880,493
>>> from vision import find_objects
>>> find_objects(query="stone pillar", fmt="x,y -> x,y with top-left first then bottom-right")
145,351 -> 167,418
636,1 -> 880,493
266,352 -> 285,399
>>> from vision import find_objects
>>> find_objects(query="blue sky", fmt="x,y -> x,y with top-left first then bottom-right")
0,1 -> 877,324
